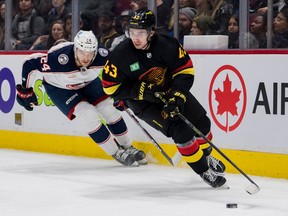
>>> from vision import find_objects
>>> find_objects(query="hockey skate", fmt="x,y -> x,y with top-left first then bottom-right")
112,148 -> 136,166
207,155 -> 226,173
125,146 -> 148,165
200,168 -> 229,189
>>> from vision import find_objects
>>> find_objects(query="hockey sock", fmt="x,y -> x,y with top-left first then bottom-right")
88,123 -> 118,155
177,138 -> 209,174
107,117 -> 131,148
197,131 -> 213,156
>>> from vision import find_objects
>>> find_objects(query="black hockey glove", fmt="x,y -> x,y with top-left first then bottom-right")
131,82 -> 160,103
113,100 -> 128,111
16,84 -> 38,111
162,90 -> 187,120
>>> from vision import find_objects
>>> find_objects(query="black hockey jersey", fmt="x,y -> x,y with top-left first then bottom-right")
102,34 -> 194,100
21,42 -> 109,90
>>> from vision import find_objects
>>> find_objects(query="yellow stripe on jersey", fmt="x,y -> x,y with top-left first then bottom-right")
172,67 -> 194,79
103,83 -> 121,95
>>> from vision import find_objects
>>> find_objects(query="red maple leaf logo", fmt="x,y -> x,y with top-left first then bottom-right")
214,74 -> 241,117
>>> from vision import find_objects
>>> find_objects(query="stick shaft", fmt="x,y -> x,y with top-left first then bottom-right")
154,92 -> 259,188
125,108 -> 174,166
177,112 -> 260,187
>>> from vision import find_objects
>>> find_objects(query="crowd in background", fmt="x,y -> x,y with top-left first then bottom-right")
1,0 -> 288,50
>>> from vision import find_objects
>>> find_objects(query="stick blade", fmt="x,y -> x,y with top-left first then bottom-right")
245,184 -> 260,195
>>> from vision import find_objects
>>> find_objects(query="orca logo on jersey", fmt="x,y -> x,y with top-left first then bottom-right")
140,67 -> 167,85
58,54 -> 69,65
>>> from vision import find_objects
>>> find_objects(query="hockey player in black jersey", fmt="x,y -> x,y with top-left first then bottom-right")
16,30 -> 147,166
102,9 -> 227,188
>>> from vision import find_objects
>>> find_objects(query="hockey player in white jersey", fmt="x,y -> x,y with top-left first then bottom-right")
16,30 -> 147,166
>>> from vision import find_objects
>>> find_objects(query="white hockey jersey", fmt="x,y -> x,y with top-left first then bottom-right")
21,42 -> 109,90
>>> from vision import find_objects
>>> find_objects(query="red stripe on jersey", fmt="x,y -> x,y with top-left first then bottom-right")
172,59 -> 193,75
102,79 -> 117,88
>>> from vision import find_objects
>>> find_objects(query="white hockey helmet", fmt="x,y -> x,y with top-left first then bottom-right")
74,30 -> 98,52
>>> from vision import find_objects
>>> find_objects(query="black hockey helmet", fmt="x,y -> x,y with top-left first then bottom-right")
128,9 -> 156,29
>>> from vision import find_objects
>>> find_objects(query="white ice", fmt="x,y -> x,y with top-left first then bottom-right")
0,149 -> 287,216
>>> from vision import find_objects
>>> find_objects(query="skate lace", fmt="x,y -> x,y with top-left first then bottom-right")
114,149 -> 128,161
125,146 -> 139,155
207,156 -> 221,170
203,169 -> 217,182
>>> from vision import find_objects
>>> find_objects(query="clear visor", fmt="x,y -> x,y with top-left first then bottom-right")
128,28 -> 149,39
76,48 -> 95,58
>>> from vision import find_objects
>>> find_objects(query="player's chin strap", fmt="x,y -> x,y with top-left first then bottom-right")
141,29 -> 153,50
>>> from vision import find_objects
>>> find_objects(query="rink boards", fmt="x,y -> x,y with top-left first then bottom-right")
0,51 -> 287,179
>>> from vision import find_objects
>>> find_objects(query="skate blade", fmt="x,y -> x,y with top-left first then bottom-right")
129,161 -> 140,167
218,182 -> 230,190
137,159 -> 148,165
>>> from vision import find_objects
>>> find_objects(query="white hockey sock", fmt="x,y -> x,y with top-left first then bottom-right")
114,133 -> 132,149
99,135 -> 119,156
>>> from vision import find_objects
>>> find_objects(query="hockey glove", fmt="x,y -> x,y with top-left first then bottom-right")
131,82 -> 160,103
162,90 -> 187,120
113,100 -> 128,111
16,84 -> 38,111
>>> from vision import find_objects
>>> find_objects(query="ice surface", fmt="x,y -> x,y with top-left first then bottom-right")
0,149 -> 287,216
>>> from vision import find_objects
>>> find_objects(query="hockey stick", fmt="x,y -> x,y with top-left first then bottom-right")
155,92 -> 260,195
124,108 -> 175,166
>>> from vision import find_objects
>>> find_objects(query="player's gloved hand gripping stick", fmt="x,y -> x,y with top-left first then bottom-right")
155,92 -> 261,195
131,82 -> 162,103
16,84 -> 38,111
162,89 -> 187,121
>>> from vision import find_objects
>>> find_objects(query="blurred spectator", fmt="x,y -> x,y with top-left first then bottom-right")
34,0 -> 53,22
250,13 -> 267,48
128,0 -> 170,33
191,15 -> 214,35
229,0 -> 239,14
44,20 -> 67,48
12,0 -> 45,50
194,0 -> 212,16
129,0 -> 147,11
63,13 -> 83,41
30,20 -> 67,50
163,0 -> 174,8
80,0 -> 115,31
110,9 -> 133,51
210,0 -> 234,35
113,0 -> 131,16
115,9 -> 133,35
168,0 -> 196,31
46,0 -> 71,34
227,14 -> 259,48
177,7 -> 198,44
156,0 -> 171,34
179,0 -> 196,8
227,14 -> 239,48
273,7 -> 288,48
0,1 -> 5,49
249,0 -> 280,15
96,11 -> 121,49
